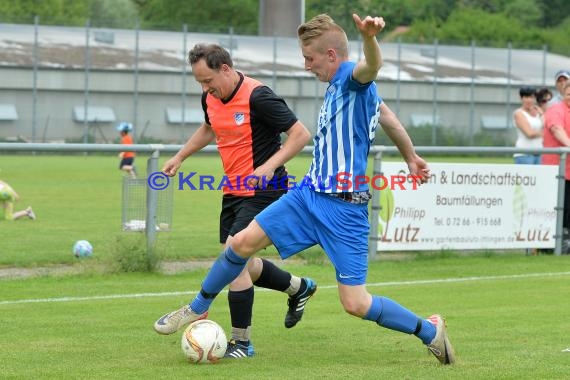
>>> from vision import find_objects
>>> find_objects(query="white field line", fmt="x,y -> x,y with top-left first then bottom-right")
1,271 -> 569,306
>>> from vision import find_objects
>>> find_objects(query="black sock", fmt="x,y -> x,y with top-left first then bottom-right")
253,258 -> 291,292
228,287 -> 254,329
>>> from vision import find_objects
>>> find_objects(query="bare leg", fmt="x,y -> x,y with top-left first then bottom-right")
231,220 -> 273,255
122,165 -> 136,179
337,283 -> 372,317
12,210 -> 29,220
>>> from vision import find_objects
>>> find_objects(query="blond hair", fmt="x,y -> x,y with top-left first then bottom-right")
297,14 -> 348,57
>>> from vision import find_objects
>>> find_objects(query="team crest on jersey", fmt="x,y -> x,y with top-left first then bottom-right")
234,112 -> 245,126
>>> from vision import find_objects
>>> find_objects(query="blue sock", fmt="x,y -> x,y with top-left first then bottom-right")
190,246 -> 248,314
363,296 -> 435,343
416,318 -> 437,345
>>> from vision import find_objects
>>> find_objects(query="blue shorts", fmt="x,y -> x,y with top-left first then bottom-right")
255,186 -> 369,285
514,155 -> 540,165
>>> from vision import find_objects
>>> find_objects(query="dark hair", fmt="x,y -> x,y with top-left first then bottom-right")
536,88 -> 553,104
519,86 -> 536,97
188,44 -> 233,70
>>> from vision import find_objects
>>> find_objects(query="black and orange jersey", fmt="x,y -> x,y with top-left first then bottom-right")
202,72 -> 298,196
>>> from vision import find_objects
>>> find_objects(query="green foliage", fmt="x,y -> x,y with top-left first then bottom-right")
1,0 -> 570,55
398,2 -> 569,54
544,17 -> 570,56
0,0 -> 89,25
108,234 -> 159,273
136,0 -> 258,33
306,0 -> 461,37
501,0 -> 542,26
538,0 -> 570,28
89,0 -> 139,28
405,8 -> 545,48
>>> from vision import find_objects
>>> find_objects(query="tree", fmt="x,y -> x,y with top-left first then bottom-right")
538,0 -> 570,28
502,0 -> 542,27
135,0 -> 257,34
89,0 -> 139,28
0,0 -> 89,25
405,7 -> 548,49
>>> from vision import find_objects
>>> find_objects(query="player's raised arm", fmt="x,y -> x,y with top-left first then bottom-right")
352,14 -> 385,84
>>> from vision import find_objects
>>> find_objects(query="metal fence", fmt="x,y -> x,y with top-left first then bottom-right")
2,21 -> 570,146
1,143 -> 568,257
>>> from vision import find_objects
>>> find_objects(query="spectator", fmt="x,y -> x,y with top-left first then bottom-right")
548,70 -> 570,106
533,87 -> 554,254
513,86 -> 543,164
536,88 -> 553,113
0,179 -> 36,221
542,82 -> 570,235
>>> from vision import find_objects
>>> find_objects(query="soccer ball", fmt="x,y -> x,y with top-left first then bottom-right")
73,240 -> 93,258
181,319 -> 227,364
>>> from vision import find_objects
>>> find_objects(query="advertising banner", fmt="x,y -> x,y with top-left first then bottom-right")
375,163 -> 558,251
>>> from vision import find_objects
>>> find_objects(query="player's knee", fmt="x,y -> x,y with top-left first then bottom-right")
230,231 -> 257,257
340,297 -> 369,317
246,257 -> 263,281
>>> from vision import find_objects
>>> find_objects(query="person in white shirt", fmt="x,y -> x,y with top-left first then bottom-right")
513,86 -> 543,164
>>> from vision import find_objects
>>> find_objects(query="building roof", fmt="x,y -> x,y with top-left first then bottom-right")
1,23 -> 569,86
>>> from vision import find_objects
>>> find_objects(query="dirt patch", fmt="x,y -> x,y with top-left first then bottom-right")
0,256 -> 308,279
0,264 -> 84,279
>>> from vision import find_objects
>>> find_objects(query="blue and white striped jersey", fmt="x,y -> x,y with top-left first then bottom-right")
307,61 -> 381,193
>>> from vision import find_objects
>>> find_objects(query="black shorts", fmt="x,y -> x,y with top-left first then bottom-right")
119,157 -> 134,169
219,190 -> 286,244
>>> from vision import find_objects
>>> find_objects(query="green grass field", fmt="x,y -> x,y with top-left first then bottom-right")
0,153 -> 515,267
2,154 -> 569,379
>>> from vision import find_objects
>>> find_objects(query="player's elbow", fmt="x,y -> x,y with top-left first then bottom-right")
289,122 -> 312,145
301,126 -> 312,144
355,65 -> 381,84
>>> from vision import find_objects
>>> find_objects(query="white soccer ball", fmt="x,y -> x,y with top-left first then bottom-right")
181,319 -> 227,364
73,240 -> 93,258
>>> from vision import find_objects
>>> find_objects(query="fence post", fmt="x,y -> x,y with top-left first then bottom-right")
181,24 -> 188,143
146,150 -> 160,257
431,38 -> 439,145
396,37 -> 402,116
469,40 -> 476,146
133,20 -> 140,138
555,153 -> 566,255
505,42 -> 512,134
272,32 -> 277,91
83,19 -> 91,144
32,15 -> 39,143
368,151 -> 383,259
542,44 -> 548,87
